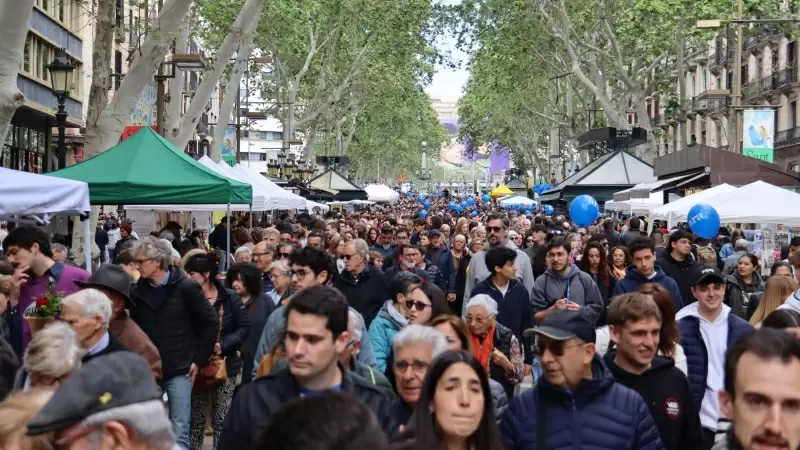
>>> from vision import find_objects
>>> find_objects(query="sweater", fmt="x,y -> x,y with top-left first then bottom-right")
531,264 -> 604,325
613,265 -> 684,311
368,300 -> 408,373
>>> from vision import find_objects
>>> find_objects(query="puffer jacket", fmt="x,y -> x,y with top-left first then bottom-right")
211,281 -> 251,378
334,265 -> 390,327
499,355 -> 665,450
368,300 -> 408,373
531,263 -> 604,325
130,266 -> 219,380
422,260 -> 446,292
488,378 -> 509,421
613,265 -> 684,310
724,272 -> 764,319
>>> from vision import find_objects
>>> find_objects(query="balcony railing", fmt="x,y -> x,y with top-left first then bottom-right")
743,80 -> 762,100
775,67 -> 798,90
709,46 -> 727,72
776,126 -> 800,149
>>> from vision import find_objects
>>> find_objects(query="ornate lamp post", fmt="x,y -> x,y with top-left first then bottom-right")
47,48 -> 75,170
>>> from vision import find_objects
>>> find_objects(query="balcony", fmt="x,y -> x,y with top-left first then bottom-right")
650,114 -> 668,128
743,80 -> 762,102
709,46 -> 727,73
774,67 -> 799,92
776,126 -> 800,149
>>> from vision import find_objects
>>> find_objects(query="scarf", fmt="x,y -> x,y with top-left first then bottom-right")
612,265 -> 626,280
469,325 -> 496,374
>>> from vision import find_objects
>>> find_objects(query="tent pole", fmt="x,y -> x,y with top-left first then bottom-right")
226,204 -> 231,273
83,215 -> 91,272
249,204 -> 253,229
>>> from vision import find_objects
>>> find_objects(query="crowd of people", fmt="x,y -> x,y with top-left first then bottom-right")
0,193 -> 799,450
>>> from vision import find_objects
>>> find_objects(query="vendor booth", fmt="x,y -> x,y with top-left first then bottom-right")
364,184 -> 400,203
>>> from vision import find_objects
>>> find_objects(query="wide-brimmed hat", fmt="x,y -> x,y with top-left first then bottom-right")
75,264 -> 133,306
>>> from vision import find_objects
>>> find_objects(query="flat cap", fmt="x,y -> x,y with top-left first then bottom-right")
27,352 -> 160,436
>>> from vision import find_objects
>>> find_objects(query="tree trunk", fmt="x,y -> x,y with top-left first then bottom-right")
0,0 -> 35,146
210,24 -> 258,162
85,0 -> 193,159
166,23 -> 190,128
167,0 -> 267,149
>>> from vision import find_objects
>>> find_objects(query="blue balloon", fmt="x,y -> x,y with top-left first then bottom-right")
417,195 -> 425,203
455,205 -> 463,213
448,202 -> 457,210
569,195 -> 599,227
419,210 -> 428,219
470,210 -> 478,217
466,198 -> 474,206
481,194 -> 490,202
424,199 -> 431,208
544,204 -> 554,215
687,204 -> 720,239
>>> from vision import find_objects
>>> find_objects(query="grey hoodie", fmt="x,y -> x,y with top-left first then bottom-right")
463,241 -> 535,310
531,263 -> 603,325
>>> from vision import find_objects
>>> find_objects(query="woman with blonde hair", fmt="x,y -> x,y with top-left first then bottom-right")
0,389 -> 54,450
13,322 -> 85,391
749,276 -> 798,326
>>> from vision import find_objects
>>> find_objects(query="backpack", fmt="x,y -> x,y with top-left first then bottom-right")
696,243 -> 718,268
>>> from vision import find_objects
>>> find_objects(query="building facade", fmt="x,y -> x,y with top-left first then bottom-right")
2,0 -> 86,173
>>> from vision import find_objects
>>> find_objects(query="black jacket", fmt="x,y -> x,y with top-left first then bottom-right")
334,265 -> 390,327
130,266 -> 218,380
604,352 -> 704,450
241,292 -> 276,384
82,334 -> 128,363
213,282 -> 251,377
657,253 -> 702,306
218,364 -> 396,449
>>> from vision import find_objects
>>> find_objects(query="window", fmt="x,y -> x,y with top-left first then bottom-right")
702,70 -> 707,90
791,101 -> 797,129
23,38 -> 30,73
115,0 -> 124,28
129,15 -> 133,43
58,0 -> 64,22
114,51 -> 122,90
789,42 -> 797,69
0,124 -> 45,173
42,0 -> 48,11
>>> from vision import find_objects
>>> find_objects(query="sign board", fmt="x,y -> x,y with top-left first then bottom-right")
742,109 -> 775,163
121,126 -> 158,141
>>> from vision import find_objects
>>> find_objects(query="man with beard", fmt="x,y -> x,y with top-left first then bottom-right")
605,293 -> 703,450
715,328 -> 800,450
463,215 -> 534,312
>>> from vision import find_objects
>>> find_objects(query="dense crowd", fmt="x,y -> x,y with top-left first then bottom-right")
0,193 -> 799,450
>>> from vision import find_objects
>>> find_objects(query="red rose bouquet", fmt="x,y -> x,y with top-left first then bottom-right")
26,276 -> 63,318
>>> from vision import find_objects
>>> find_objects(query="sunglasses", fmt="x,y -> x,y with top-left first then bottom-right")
535,339 -> 582,357
486,226 -> 504,233
342,254 -> 357,260
405,300 -> 431,311
279,252 -> 291,258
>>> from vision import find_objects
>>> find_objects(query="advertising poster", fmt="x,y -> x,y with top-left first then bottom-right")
221,127 -> 237,165
742,109 -> 775,163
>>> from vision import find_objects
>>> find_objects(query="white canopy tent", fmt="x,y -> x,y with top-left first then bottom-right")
364,184 -> 400,203
605,191 -> 681,215
231,164 -> 310,210
0,167 -> 92,271
690,181 -> 800,225
647,183 -> 738,231
498,195 -> 537,207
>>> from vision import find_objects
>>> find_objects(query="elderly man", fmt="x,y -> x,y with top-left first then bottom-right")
60,289 -> 128,363
271,309 -> 393,395
27,352 -> 179,450
252,241 -> 276,293
234,246 -> 253,263
76,264 -> 162,381
262,227 -> 280,247
334,239 -> 390,327
129,237 -> 217,450
390,325 -> 449,426
51,243 -> 69,262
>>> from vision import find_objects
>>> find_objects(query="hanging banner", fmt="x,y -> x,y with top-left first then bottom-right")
221,127 -> 237,165
742,109 -> 775,163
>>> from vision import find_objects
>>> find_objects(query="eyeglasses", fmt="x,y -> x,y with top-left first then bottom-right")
342,253 -> 357,260
467,314 -> 489,325
134,257 -> 154,266
394,358 -> 429,374
405,300 -> 431,311
534,338 -> 583,357
486,226 -> 504,233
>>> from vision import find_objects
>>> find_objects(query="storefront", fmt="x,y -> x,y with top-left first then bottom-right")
2,111 -> 49,173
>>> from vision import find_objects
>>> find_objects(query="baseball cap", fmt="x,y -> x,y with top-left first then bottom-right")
526,309 -> 596,344
427,229 -> 443,238
694,267 -> 725,286
27,352 -> 160,436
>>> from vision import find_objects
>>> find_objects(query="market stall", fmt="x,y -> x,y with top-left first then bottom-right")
364,184 -> 400,203
647,183 -> 737,230
498,194 -> 536,208
0,167 -> 92,270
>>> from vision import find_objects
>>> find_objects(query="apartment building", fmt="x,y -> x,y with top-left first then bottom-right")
646,29 -> 800,190
2,0 -> 87,173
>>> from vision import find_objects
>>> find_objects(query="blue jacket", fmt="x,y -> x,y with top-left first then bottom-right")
368,300 -> 408,373
613,265 -> 684,310
470,278 -> 534,364
500,356 -> 664,450
677,310 -> 753,410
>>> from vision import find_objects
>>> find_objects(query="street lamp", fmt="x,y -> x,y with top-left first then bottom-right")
416,141 -> 432,191
47,48 -> 75,170
267,159 -> 279,177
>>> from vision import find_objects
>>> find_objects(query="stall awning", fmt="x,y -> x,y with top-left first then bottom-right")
628,171 -> 706,199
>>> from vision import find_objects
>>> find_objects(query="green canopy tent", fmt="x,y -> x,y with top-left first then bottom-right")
49,127 -> 252,205
50,127 -> 252,266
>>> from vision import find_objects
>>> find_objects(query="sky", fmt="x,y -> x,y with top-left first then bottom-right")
424,0 -> 469,102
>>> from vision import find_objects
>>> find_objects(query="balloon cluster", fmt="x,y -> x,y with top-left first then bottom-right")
533,184 -> 553,196
481,193 -> 490,202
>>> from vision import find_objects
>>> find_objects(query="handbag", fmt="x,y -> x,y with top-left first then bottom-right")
194,304 -> 228,390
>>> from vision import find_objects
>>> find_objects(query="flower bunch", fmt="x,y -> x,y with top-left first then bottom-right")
27,276 -> 64,318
